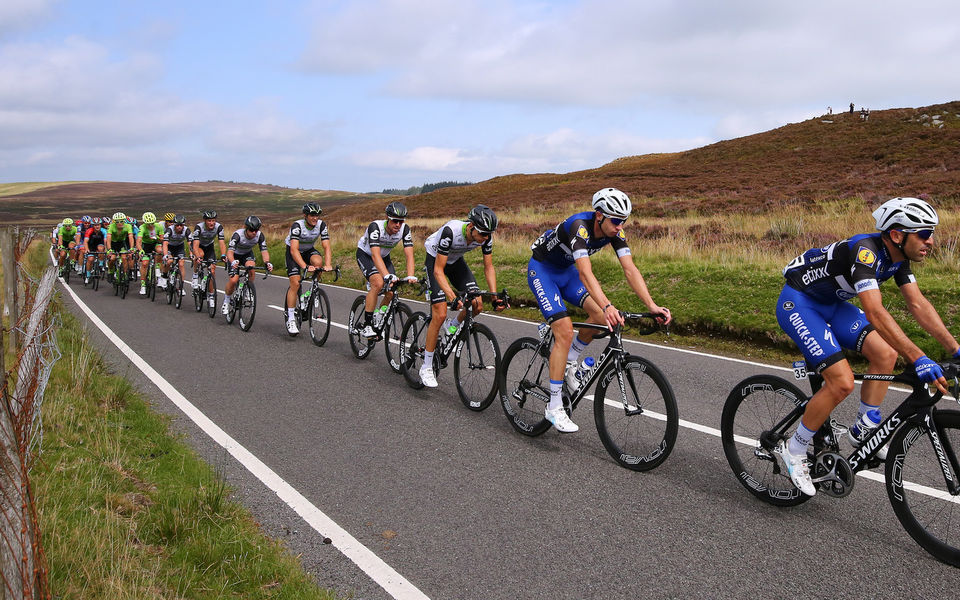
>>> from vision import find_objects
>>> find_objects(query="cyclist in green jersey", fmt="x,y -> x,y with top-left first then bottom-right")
136,212 -> 165,295
56,218 -> 80,271
105,212 -> 136,276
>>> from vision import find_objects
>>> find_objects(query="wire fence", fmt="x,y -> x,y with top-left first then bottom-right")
2,227 -> 55,600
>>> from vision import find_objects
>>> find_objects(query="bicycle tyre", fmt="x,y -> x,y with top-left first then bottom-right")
384,302 -> 412,374
92,270 -> 100,291
497,336 -> 552,437
399,312 -> 432,390
206,272 -> 217,318
593,356 -> 678,471
308,286 -> 331,346
454,321 -> 501,411
238,281 -> 256,332
886,408 -> 960,566
165,272 -> 174,304
63,262 -> 70,284
119,269 -> 128,299
720,375 -> 812,507
173,272 -> 183,309
225,291 -> 237,324
348,296 -> 375,359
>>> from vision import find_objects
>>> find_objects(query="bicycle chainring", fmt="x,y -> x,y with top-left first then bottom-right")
811,451 -> 855,498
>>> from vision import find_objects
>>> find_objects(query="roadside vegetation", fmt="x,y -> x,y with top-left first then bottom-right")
22,247 -> 336,599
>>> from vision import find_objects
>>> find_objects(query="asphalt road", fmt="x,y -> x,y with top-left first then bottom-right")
55,265 -> 960,599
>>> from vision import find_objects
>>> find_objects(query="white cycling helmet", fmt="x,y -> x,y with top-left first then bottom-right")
592,188 -> 632,219
872,197 -> 939,231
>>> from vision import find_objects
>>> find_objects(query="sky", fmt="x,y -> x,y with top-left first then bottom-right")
1,0 -> 958,193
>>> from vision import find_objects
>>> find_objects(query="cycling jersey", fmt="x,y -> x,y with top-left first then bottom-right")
530,211 -> 631,267
191,222 -> 225,247
424,219 -> 492,263
106,222 -> 133,241
163,224 -> 191,245
138,223 -> 165,245
57,224 -> 78,242
783,233 -> 913,304
228,228 -> 268,254
357,220 -> 413,257
84,227 -> 105,248
284,218 -> 329,250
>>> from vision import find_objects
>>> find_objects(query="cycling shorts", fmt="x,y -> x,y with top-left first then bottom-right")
228,252 -> 255,276
776,284 -> 874,374
527,257 -> 589,324
356,249 -> 395,279
166,243 -> 186,258
142,242 -> 159,256
110,240 -> 129,254
285,247 -> 321,277
424,254 -> 478,304
197,243 -> 217,261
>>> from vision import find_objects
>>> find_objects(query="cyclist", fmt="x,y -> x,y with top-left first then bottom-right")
419,204 -> 507,388
162,212 -> 175,229
161,214 -> 190,293
527,188 -> 671,433
105,212 -> 135,278
135,212 -> 165,295
55,218 -> 79,272
222,216 -> 273,315
82,216 -> 107,284
76,215 -> 93,267
775,197 -> 960,496
355,201 -> 417,338
189,210 -> 227,288
284,202 -> 332,335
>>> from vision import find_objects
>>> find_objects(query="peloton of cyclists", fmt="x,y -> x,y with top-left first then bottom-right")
284,203 -> 333,335
775,196 -> 960,496
418,205 -> 507,388
355,201 -> 418,338
527,187 -> 672,433
190,210 -> 227,289
222,216 -> 273,315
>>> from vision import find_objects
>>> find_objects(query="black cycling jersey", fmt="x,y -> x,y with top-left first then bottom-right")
530,211 -> 631,267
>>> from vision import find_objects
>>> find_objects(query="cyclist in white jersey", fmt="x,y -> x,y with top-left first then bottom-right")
355,201 -> 417,338
284,202 -> 332,335
418,205 -> 507,388
221,216 -> 273,315
189,210 -> 227,288
161,214 -> 190,293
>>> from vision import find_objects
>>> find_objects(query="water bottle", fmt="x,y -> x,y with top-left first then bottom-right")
537,322 -> 550,339
574,357 -> 596,389
373,305 -> 388,328
299,291 -> 310,311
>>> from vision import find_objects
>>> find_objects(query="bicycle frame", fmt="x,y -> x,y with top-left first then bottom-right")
434,289 -> 506,366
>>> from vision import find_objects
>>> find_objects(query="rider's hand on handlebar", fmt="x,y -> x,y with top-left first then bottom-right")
953,347 -> 960,361
491,296 -> 508,312
405,275 -> 419,284
915,355 -> 949,394
266,262 -> 273,272
602,302 -> 624,330
652,306 -> 672,326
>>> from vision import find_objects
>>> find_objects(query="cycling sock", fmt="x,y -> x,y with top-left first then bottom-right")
423,350 -> 434,367
364,310 -> 373,324
547,379 -> 563,411
567,336 -> 588,363
788,422 -> 816,456
858,400 -> 881,422
287,308 -> 295,320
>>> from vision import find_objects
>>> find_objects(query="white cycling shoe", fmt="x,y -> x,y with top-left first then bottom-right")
360,324 -> 377,339
286,319 -> 299,336
545,405 -> 579,433
774,440 -> 816,496
419,366 -> 438,388
221,302 -> 230,315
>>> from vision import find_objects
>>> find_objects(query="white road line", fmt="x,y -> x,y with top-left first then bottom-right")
56,275 -> 430,600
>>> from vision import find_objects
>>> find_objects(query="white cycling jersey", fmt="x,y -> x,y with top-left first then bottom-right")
424,219 -> 492,264
357,220 -> 413,257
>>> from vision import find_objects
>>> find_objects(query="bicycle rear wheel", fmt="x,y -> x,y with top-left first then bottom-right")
886,409 -> 960,566
308,286 -> 331,346
594,357 -> 678,471
348,296 -> 375,359
225,291 -> 237,324
454,321 -> 501,411
238,281 -> 256,331
206,273 -> 217,318
400,312 -> 431,390
173,272 -> 183,309
498,337 -> 552,436
384,302 -> 412,374
720,375 -> 811,507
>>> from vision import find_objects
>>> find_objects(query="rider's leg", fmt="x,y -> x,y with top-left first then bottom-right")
857,330 -> 897,413
790,359 -> 855,455
365,273 -> 384,322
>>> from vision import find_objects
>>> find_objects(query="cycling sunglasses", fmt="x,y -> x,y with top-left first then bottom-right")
605,217 -> 626,226
902,228 -> 935,240
389,218 -> 405,225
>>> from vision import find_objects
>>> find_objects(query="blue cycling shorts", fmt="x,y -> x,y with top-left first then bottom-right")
775,284 -> 874,373
527,258 -> 589,323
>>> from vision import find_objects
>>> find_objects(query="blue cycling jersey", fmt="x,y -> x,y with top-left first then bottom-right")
530,211 -> 631,267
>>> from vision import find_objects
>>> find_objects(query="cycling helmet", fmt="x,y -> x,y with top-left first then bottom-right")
591,188 -> 632,219
872,197 -> 939,231
173,214 -> 186,225
126,217 -> 136,225
385,201 -> 408,219
244,215 -> 262,230
142,212 -> 156,224
81,215 -> 91,223
467,205 -> 498,233
202,210 -> 217,219
112,212 -> 126,223
91,216 -> 101,225
302,202 -> 322,215
163,212 -> 175,221
62,217 -> 74,226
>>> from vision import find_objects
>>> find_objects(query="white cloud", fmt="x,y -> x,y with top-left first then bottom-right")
352,146 -> 468,170
0,0 -> 56,36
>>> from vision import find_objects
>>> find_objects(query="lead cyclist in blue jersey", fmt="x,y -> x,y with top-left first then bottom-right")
775,196 -> 960,496
527,188 -> 671,433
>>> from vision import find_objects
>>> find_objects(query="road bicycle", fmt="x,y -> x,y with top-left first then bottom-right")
225,263 -> 269,332
498,312 -> 677,471
83,251 -> 107,291
399,289 -> 508,411
192,258 -> 220,317
720,360 -> 960,566
139,250 -> 161,301
109,250 -> 135,299
283,265 -> 340,345
347,276 -> 423,373
165,256 -> 186,309
57,247 -> 74,283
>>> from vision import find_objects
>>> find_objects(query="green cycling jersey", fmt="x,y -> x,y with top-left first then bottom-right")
138,223 -> 165,244
57,225 -> 78,241
107,222 -> 133,240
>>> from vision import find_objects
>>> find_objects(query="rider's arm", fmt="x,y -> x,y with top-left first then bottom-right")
575,255 -> 615,314
620,255 -> 671,324
899,282 -> 960,355
371,249 -> 389,278
403,245 -> 416,279
218,224 -> 226,257
126,229 -> 134,248
859,288 -> 924,363
321,239 -> 332,270
482,252 -> 497,292
135,231 -> 143,252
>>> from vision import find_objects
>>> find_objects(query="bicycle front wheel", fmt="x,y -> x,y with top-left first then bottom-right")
308,286 -> 331,346
384,302 -> 412,374
348,296 -> 375,359
400,312 -> 430,390
720,375 -> 811,507
593,357 -> 677,471
497,337 -> 552,437
454,322 -> 501,411
225,291 -> 237,324
173,272 -> 183,309
238,281 -> 257,331
886,409 -> 960,566
206,273 -> 217,318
